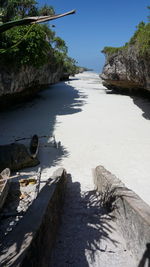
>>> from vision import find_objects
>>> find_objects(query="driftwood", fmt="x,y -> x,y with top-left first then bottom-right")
0,10 -> 76,33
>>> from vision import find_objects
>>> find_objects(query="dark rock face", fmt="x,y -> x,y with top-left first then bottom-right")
101,46 -> 150,93
0,63 -> 63,109
0,64 -> 63,97
60,72 -> 70,81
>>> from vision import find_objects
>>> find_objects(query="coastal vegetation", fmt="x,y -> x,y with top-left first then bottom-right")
102,7 -> 150,57
101,7 -> 150,93
0,0 -> 79,75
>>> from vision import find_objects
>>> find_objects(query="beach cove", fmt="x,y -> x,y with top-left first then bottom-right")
0,71 -> 150,205
1,71 -> 150,266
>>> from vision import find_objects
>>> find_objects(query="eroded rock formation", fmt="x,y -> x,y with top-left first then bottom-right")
0,62 -> 64,109
0,63 -> 63,97
101,45 -> 150,93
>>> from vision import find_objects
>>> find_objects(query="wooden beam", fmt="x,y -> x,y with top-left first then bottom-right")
0,9 -> 76,33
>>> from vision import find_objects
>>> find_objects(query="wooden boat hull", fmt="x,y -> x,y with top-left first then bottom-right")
29,135 -> 39,158
0,168 -> 10,210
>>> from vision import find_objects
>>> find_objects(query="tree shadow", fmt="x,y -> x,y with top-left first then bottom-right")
50,174 -> 119,266
0,81 -> 87,172
131,96 -> 150,120
138,243 -> 150,267
104,87 -> 150,120
0,81 -> 88,258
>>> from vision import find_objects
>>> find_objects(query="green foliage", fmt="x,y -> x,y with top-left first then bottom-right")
129,21 -> 146,45
0,0 -> 79,75
101,46 -> 124,55
129,22 -> 150,55
102,7 -> 150,57
0,1 -> 55,67
1,0 -> 38,22
63,56 -> 79,75
53,36 -> 68,54
0,24 -> 52,67
0,1 -> 55,21
41,24 -> 55,42
0,0 -> 7,8
38,4 -> 54,16
102,21 -> 150,57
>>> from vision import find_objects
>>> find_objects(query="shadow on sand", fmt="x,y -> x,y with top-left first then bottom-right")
105,88 -> 150,120
50,174 -> 119,266
0,81 -> 87,172
131,96 -> 150,120
138,243 -> 150,267
0,81 -> 88,264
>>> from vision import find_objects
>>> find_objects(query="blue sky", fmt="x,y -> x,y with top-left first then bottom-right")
38,0 -> 149,72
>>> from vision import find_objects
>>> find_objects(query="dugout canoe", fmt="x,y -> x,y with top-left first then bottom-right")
0,168 -> 10,210
29,135 -> 39,158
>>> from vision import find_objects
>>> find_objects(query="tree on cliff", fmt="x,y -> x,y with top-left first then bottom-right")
102,7 -> 150,57
1,0 -> 38,22
0,1 -> 79,76
0,0 -> 75,33
38,4 -> 54,16
1,1 -> 55,21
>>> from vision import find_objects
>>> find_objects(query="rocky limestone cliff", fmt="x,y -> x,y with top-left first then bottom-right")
0,63 -> 63,97
0,62 -> 64,109
101,45 -> 150,93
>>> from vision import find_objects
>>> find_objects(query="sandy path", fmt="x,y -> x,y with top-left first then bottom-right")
0,71 -> 150,265
53,72 -> 150,205
1,72 -> 150,204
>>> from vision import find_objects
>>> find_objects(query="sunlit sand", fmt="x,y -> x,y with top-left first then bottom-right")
0,71 -> 150,205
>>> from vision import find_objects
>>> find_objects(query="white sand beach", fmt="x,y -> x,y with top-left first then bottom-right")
0,71 -> 150,205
